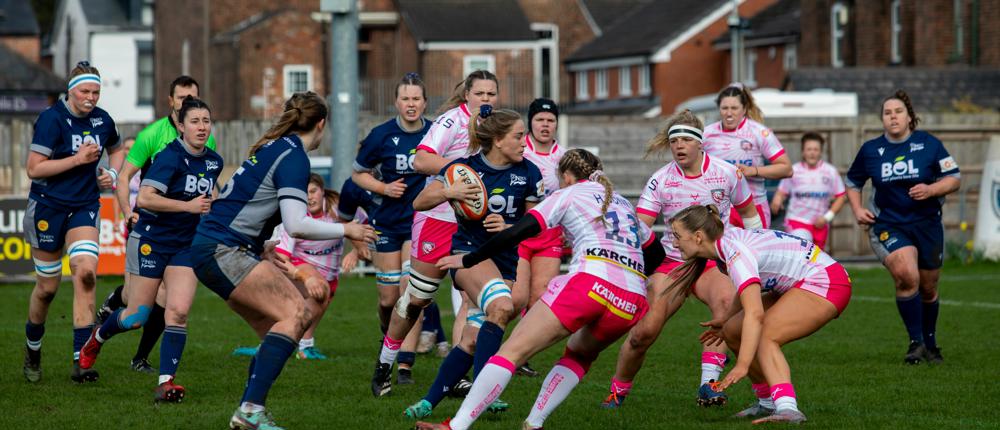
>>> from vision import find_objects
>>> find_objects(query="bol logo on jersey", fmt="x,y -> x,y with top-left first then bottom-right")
71,133 -> 102,152
184,175 -> 215,194
395,153 -> 416,172
881,155 -> 920,179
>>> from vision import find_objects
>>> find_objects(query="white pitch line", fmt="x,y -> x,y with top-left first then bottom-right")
852,295 -> 1000,310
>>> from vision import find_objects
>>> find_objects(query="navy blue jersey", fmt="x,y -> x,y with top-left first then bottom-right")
134,139 -> 224,249
353,118 -> 430,233
338,178 -> 377,222
197,135 -> 311,254
441,154 -> 544,249
846,130 -> 960,224
29,100 -> 121,208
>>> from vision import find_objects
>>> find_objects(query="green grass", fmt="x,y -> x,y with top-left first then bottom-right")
2,263 -> 1000,429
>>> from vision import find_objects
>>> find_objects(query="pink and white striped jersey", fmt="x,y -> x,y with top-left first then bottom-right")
702,118 -> 786,206
636,153 -> 753,261
522,135 -> 565,198
415,103 -> 474,223
715,228 -> 839,297
528,180 -> 654,296
777,161 -> 846,225
273,208 -> 367,282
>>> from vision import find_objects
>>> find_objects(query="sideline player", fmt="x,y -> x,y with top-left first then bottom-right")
770,132 -> 846,250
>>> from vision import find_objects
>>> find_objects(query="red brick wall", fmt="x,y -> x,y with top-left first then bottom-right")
976,0 -> 999,66
0,36 -> 40,63
421,49 -> 535,112
517,0 -> 599,104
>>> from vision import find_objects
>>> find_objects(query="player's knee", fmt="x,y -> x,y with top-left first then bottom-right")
558,346 -> 596,378
477,279 -> 512,320
166,307 -> 188,326
485,299 -> 514,325
893,273 -> 919,293
33,283 -> 58,304
627,330 -> 655,352
73,266 -> 97,289
122,305 -> 152,329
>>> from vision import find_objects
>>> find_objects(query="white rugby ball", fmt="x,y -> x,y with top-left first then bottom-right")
444,163 -> 488,221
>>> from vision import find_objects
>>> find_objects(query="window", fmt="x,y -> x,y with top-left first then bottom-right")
890,0 -> 902,64
463,55 -> 495,77
136,41 -> 153,105
638,65 -> 651,95
283,65 -> 313,98
576,70 -> 589,100
619,66 -> 632,96
831,2 -> 848,67
746,50 -> 757,87
595,69 -> 608,99
141,0 -> 153,26
783,44 -> 797,70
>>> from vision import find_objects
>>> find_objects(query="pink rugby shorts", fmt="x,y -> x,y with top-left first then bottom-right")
541,272 -> 649,342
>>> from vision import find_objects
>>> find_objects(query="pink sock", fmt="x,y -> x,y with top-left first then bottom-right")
378,335 -> 403,365
770,382 -> 798,412
525,364 -> 582,428
752,383 -> 771,399
449,356 -> 515,430
610,377 -> 633,396
700,352 -> 727,384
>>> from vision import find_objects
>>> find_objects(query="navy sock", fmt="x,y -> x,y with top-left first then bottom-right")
424,302 -> 446,343
398,351 -> 416,367
922,299 -> 940,349
98,308 -> 129,341
473,321 -> 505,378
73,325 -> 94,360
108,285 -> 125,310
895,292 -> 923,344
242,333 -> 296,406
25,321 -> 45,349
424,346 -> 473,407
159,326 -> 187,377
134,304 -> 165,361
241,355 -> 257,404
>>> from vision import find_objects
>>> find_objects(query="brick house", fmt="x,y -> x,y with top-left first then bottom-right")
0,0 -> 64,117
156,0 -> 602,120
713,0 -> 800,89
787,0 -> 1000,112
564,0 -> 777,116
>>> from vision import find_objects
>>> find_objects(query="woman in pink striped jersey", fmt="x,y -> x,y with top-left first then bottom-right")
669,204 -> 852,424
414,149 -> 667,430
770,132 -> 847,250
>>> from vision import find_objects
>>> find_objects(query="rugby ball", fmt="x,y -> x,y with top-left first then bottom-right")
444,163 -> 488,221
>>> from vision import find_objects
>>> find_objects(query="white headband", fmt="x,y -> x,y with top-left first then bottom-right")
68,74 -> 101,91
667,124 -> 703,142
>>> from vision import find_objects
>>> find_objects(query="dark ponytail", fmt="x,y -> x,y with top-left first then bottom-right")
250,91 -> 328,156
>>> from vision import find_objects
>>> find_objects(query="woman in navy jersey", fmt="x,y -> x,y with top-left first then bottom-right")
846,89 -> 960,365
79,97 -> 222,403
403,106 -> 543,419
353,73 -> 432,384
22,61 -> 124,384
190,92 -> 376,429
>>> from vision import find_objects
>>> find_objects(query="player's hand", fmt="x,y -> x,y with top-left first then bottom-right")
812,216 -> 827,229
345,223 -> 377,243
74,142 -> 100,165
908,183 -> 933,201
356,242 -> 372,261
303,275 -> 329,301
718,365 -> 748,391
187,194 -> 212,214
119,211 -> 139,235
436,254 -> 466,270
698,318 -> 726,347
853,207 -> 875,226
97,167 -> 115,190
382,178 -> 407,198
342,249 -> 359,273
444,181 -> 481,206
769,201 -> 783,215
271,250 -> 295,275
262,240 -> 279,263
738,165 -> 757,178
482,214 -> 508,232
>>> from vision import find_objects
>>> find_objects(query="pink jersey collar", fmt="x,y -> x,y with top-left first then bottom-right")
459,103 -> 471,118
721,117 -> 748,132
802,160 -> 823,170
525,134 -> 558,155
673,152 -> 710,179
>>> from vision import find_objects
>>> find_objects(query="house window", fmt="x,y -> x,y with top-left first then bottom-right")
595,69 -> 608,99
576,70 -> 589,100
831,2 -> 848,68
746,50 -> 757,87
783,44 -> 797,70
141,0 -> 153,26
136,41 -> 154,106
283,65 -> 313,98
463,55 -> 495,77
890,0 -> 902,64
619,66 -> 632,97
638,65 -> 651,95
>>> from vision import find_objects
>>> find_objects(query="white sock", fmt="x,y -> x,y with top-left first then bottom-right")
26,339 -> 41,351
774,396 -> 799,412
379,336 -> 402,365
450,360 -> 514,430
299,337 -> 315,350
700,363 -> 723,385
158,374 -> 172,385
239,402 -> 265,414
95,331 -> 106,344
525,364 -> 581,428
